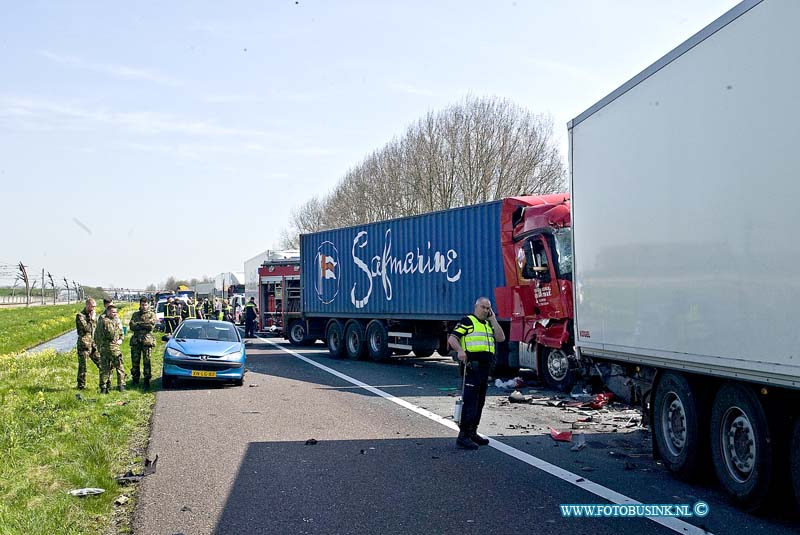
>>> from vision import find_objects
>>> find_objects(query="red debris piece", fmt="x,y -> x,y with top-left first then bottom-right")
587,392 -> 614,410
549,427 -> 573,442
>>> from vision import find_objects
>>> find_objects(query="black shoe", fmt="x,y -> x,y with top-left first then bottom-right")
131,378 -> 139,386
470,432 -> 490,446
118,385 -> 125,393
100,387 -> 109,394
143,380 -> 150,391
456,433 -> 479,450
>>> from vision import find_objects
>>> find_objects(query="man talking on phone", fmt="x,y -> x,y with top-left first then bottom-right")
448,297 -> 505,449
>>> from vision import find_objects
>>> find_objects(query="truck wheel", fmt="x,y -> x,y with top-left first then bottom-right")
325,320 -> 345,359
344,321 -> 367,360
538,346 -> 576,392
710,382 -> 773,511
366,320 -> 391,362
653,372 -> 705,480
287,320 -> 308,346
791,418 -> 800,508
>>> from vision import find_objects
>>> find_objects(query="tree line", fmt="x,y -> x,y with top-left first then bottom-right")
281,96 -> 566,247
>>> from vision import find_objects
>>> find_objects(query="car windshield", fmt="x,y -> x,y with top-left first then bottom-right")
176,323 -> 239,342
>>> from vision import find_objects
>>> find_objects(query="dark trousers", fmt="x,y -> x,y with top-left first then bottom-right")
245,318 -> 255,337
460,361 -> 490,429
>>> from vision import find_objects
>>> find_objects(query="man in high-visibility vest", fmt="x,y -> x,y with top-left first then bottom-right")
448,297 -> 506,450
165,297 -> 178,334
244,297 -> 259,337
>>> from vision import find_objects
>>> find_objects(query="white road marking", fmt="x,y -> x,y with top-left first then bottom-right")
255,336 -> 712,535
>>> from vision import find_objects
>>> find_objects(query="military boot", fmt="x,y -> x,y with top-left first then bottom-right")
469,427 -> 490,446
117,385 -> 126,393
131,377 -> 139,386
143,379 -> 150,391
100,386 -> 109,394
456,429 -> 479,450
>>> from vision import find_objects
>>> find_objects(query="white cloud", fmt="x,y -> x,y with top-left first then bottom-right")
40,50 -> 182,87
387,81 -> 437,97
0,95 -> 271,139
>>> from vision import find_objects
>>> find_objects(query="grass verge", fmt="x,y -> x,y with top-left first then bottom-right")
0,325 -> 164,534
0,303 -> 132,355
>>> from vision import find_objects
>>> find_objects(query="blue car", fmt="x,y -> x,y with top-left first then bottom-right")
161,319 -> 247,388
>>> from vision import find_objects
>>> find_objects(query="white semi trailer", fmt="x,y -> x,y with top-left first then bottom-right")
569,0 -> 800,511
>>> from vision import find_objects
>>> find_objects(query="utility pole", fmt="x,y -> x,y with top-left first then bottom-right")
41,268 -> 45,305
64,277 -> 70,303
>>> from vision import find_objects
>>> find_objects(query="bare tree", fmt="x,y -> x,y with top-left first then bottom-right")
282,95 -> 566,237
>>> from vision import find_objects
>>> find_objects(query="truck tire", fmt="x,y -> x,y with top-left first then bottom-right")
325,320 -> 345,359
344,321 -> 367,360
287,320 -> 309,346
710,382 -> 773,511
366,320 -> 391,362
538,346 -> 576,392
653,372 -> 705,480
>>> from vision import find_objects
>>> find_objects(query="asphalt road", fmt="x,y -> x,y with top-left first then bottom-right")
133,337 -> 799,535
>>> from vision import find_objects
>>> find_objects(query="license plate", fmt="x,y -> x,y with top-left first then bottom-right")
191,370 -> 217,378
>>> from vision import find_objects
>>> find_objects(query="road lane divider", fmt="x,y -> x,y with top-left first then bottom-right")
255,335 -> 712,535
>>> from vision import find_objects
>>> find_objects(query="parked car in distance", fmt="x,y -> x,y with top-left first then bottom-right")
161,319 -> 247,388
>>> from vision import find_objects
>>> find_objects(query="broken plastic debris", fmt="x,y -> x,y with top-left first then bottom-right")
548,427 -> 572,442
494,377 -> 525,390
570,434 -> 587,452
508,390 -> 530,403
588,392 -> 614,410
69,488 -> 105,497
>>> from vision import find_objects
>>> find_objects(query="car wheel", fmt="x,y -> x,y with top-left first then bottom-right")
234,377 -> 244,387
162,374 -> 174,390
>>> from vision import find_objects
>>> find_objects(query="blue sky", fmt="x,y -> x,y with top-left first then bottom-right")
0,0 -> 740,289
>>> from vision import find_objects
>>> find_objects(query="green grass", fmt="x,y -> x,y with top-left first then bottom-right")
0,303 -> 131,355
0,309 -> 162,535
0,304 -> 84,354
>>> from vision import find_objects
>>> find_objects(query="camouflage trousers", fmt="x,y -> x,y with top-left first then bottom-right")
100,349 -> 126,389
77,346 -> 100,388
130,343 -> 153,381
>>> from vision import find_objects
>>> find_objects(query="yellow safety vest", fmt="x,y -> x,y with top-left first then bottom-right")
460,315 -> 495,354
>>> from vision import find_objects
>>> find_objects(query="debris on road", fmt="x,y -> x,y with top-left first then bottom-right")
68,488 -> 105,497
249,383 -> 259,388
115,495 -> 129,506
495,377 -> 525,390
305,438 -> 318,445
570,433 -> 587,452
549,427 -> 572,442
508,390 -> 530,403
144,455 -> 158,475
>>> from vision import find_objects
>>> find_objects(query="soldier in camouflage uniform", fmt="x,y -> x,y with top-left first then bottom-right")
75,298 -> 100,389
129,297 -> 156,390
95,304 -> 126,393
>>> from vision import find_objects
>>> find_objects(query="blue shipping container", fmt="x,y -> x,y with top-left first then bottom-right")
301,201 -> 506,320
